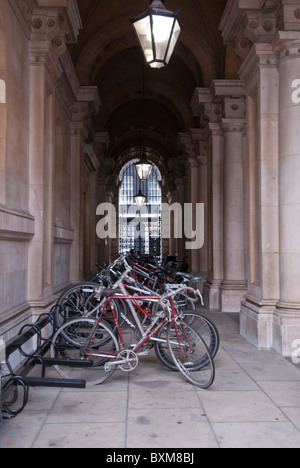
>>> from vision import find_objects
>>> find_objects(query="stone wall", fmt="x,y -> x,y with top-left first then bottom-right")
0,0 -> 101,343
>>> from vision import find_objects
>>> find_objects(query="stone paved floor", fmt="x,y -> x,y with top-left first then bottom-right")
1,310 -> 300,448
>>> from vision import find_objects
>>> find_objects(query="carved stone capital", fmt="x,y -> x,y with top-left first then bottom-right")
220,0 -> 281,61
221,118 -> 246,133
10,0 -> 82,53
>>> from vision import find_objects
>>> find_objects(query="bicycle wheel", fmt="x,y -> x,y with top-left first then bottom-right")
54,282 -> 122,336
167,320 -> 215,389
181,311 -> 220,358
50,318 -> 119,386
54,282 -> 100,327
154,311 -> 219,371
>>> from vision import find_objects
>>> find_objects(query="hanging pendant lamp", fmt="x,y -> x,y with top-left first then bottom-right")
134,188 -> 146,207
130,0 -> 181,69
135,150 -> 153,181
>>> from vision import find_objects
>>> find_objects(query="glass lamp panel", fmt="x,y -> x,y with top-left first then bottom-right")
151,14 -> 175,63
165,20 -> 181,64
135,161 -> 153,180
135,192 -> 146,207
151,14 -> 175,44
133,16 -> 154,64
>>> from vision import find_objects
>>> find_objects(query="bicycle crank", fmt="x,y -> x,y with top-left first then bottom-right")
104,349 -> 150,372
117,350 -> 139,372
104,350 -> 139,373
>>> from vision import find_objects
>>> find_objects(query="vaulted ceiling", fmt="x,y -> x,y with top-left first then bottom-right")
69,0 -> 229,172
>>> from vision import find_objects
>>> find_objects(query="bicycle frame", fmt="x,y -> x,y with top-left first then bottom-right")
69,255 -> 203,370
84,254 -> 202,323
82,297 -> 182,371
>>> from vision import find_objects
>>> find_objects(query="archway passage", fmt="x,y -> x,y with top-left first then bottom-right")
68,0 -> 231,272
69,0 -> 229,173
3,0 -> 300,361
119,161 -> 162,259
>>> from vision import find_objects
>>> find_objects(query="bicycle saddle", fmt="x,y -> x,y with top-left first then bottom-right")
175,272 -> 202,283
98,288 -> 123,297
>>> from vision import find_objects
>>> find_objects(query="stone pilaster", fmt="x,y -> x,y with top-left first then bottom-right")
191,82 -> 247,312
273,31 -> 300,355
238,42 -> 281,351
27,40 -> 61,311
191,87 -> 224,308
204,122 -> 224,310
221,116 -> 247,312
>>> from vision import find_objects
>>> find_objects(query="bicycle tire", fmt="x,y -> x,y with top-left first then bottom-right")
54,282 -> 126,340
154,311 -> 219,371
181,311 -> 220,358
50,318 -> 119,386
167,320 -> 215,389
54,282 -> 101,327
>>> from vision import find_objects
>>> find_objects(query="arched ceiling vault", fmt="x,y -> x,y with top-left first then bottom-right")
69,0 -> 228,175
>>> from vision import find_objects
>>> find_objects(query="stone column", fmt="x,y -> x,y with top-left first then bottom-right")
69,125 -> 83,281
94,132 -> 111,266
203,123 -> 224,309
70,91 -> 100,280
191,89 -> 225,309
27,41 -> 61,311
238,43 -> 280,350
220,0 -> 282,349
274,31 -> 300,355
187,156 -> 200,273
221,116 -> 247,312
191,128 -> 208,279
175,176 -> 186,260
197,151 -> 208,281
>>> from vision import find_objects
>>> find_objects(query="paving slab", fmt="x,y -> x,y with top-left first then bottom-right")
1,310 -> 299,449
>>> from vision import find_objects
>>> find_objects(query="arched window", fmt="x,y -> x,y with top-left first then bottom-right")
119,161 -> 162,258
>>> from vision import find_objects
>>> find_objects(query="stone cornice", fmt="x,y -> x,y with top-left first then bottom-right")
211,79 -> 246,99
9,0 -> 82,43
273,30 -> 300,60
28,40 -> 63,82
239,42 -> 278,82
220,0 -> 281,61
0,205 -> 35,241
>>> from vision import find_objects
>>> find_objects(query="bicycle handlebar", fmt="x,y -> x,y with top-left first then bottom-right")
97,253 -> 205,307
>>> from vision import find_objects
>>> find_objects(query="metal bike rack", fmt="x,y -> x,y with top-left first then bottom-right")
1,308 -> 93,421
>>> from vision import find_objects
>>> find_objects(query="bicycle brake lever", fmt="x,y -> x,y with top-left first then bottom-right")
196,289 -> 204,306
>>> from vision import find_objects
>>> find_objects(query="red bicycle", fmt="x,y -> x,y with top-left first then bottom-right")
50,270 -> 215,389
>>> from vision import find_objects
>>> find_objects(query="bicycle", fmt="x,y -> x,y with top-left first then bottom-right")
53,255 -> 219,360
50,267 -> 215,389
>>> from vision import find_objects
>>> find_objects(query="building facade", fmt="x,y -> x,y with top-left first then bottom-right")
0,0 -> 300,358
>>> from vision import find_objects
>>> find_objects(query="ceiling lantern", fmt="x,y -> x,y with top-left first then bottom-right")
134,189 -> 146,207
134,151 -> 153,181
130,0 -> 181,69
